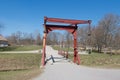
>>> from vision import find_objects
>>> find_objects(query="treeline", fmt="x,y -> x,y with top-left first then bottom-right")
90,14 -> 120,52
46,31 -> 73,47
6,31 -> 42,45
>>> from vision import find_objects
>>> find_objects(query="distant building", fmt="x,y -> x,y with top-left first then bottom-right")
0,35 -> 8,47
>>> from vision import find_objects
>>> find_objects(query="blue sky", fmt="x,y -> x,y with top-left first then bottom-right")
0,0 -> 120,36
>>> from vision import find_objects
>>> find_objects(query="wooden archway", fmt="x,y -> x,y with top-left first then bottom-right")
41,16 -> 91,66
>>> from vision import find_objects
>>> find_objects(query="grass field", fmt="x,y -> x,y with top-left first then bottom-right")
69,53 -> 120,68
0,69 -> 42,80
0,53 -> 42,80
0,45 -> 42,51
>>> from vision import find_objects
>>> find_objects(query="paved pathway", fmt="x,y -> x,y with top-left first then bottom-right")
33,46 -> 120,80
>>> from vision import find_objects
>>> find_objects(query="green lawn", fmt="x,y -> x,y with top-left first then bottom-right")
69,53 -> 120,68
0,53 -> 42,80
0,45 -> 42,51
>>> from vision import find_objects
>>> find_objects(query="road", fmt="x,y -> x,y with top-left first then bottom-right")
33,46 -> 120,80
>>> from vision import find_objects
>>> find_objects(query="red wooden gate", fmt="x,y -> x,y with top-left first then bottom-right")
41,16 -> 91,66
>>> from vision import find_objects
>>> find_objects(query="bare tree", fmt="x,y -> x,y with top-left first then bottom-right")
47,32 -> 60,45
7,31 -> 36,45
36,33 -> 42,45
112,28 -> 120,49
21,32 -> 35,45
46,33 -> 52,45
77,27 -> 87,46
29,33 -> 35,44
47,32 -> 55,45
15,31 -> 22,45
92,26 -> 104,52
93,14 -> 120,52
65,31 -> 73,50
6,33 -> 17,45
98,14 -> 120,47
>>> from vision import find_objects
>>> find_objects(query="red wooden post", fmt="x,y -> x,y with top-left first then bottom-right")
73,31 -> 80,64
41,31 -> 47,67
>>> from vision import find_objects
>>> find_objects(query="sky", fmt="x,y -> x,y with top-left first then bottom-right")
0,0 -> 120,37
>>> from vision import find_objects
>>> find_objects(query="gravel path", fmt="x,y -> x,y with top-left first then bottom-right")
33,46 -> 120,80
